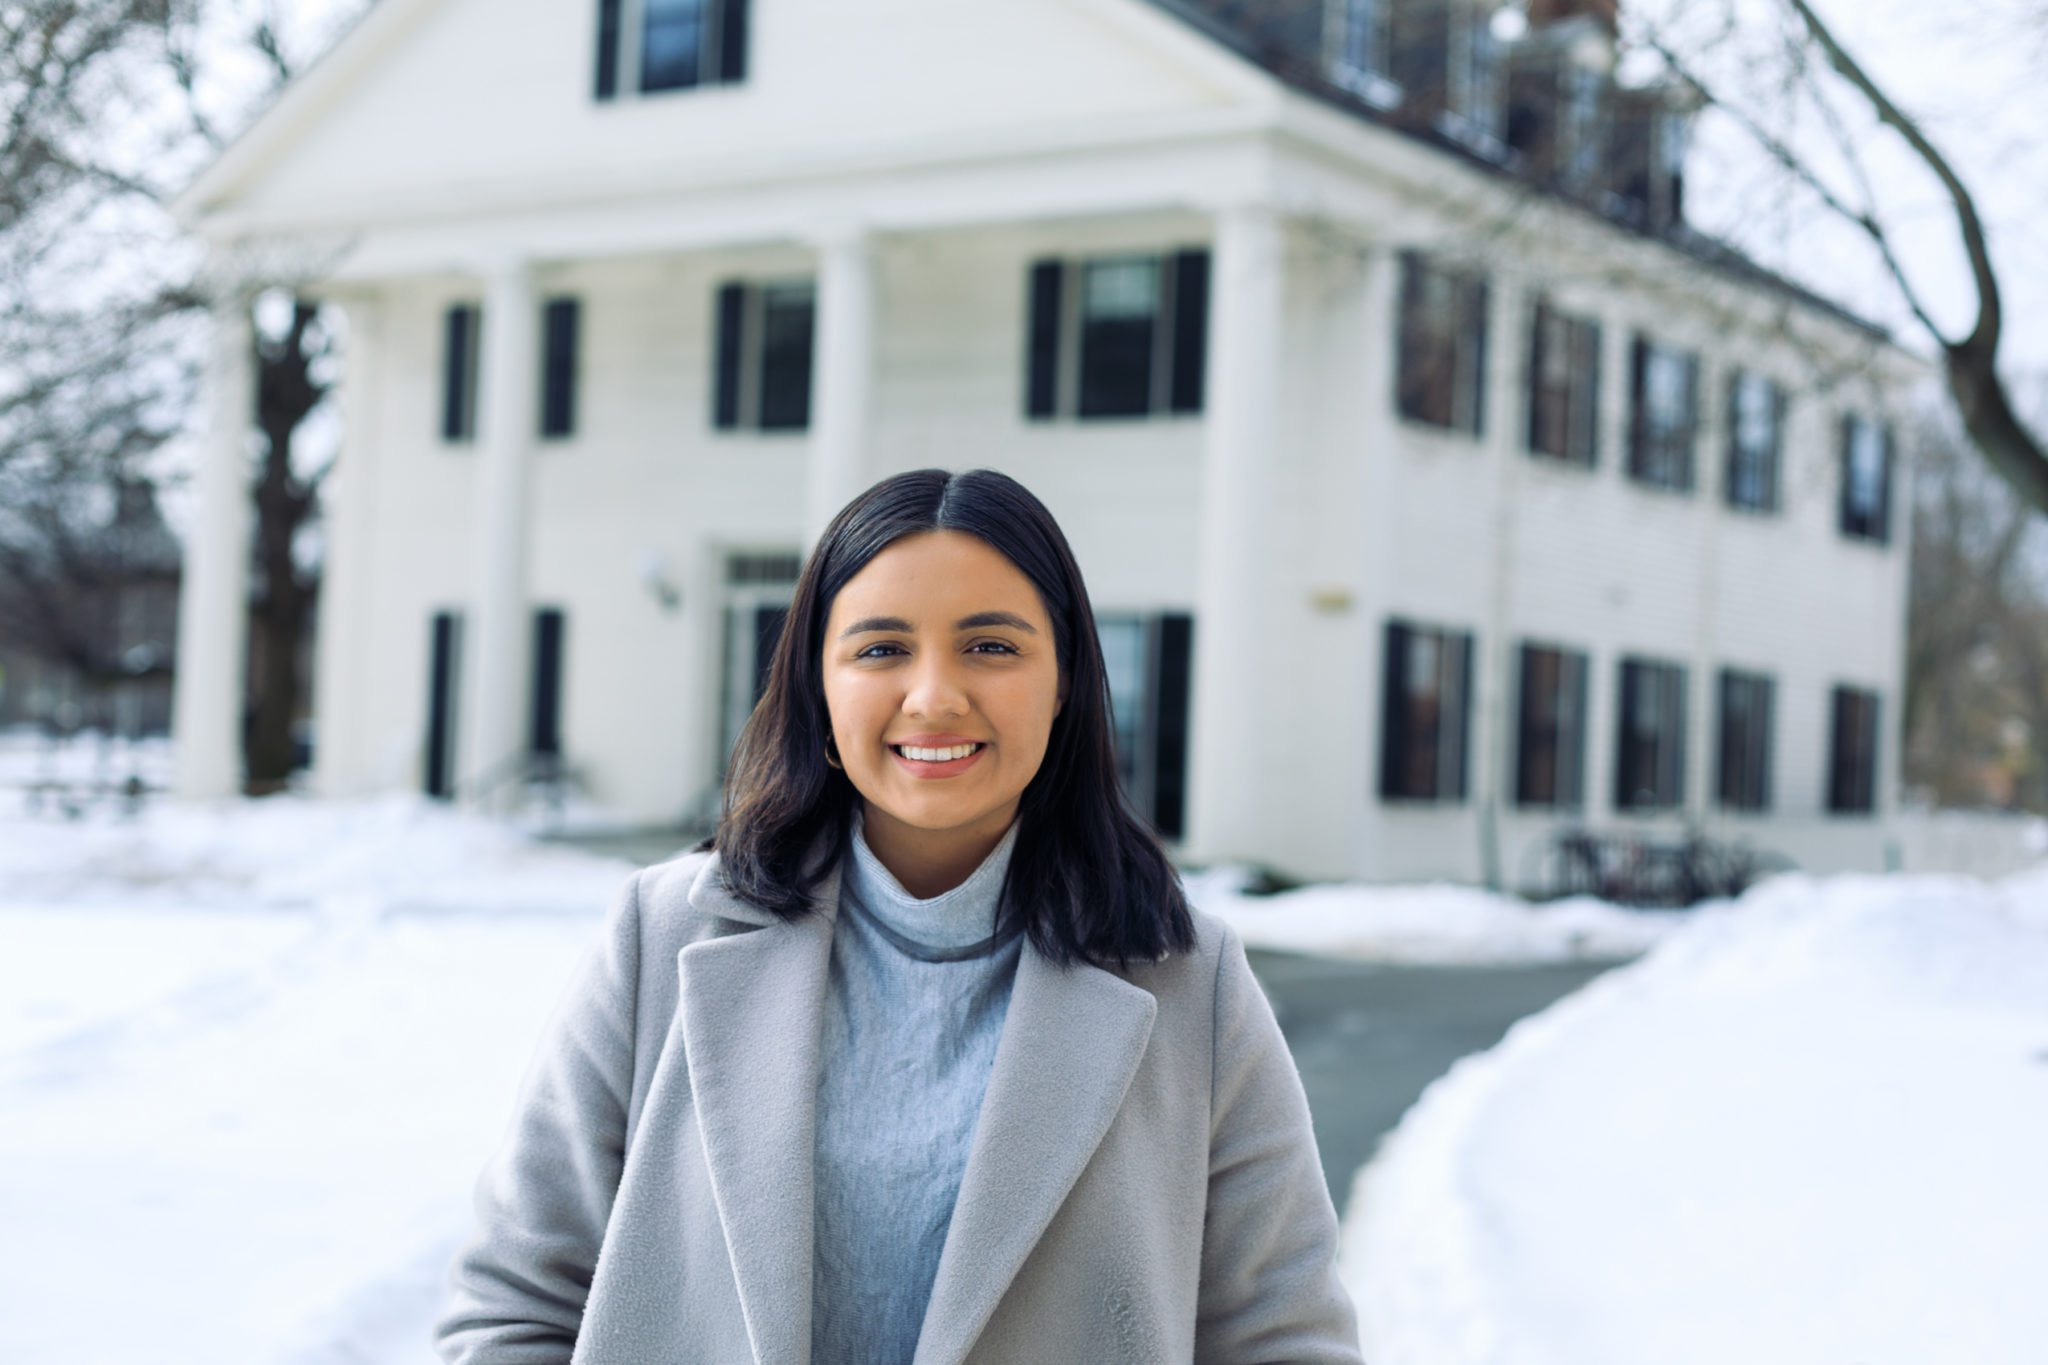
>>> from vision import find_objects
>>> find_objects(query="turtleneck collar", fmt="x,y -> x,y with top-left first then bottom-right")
846,808 -> 1019,956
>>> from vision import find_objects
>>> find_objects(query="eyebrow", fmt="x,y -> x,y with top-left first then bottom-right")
838,610 -> 1039,639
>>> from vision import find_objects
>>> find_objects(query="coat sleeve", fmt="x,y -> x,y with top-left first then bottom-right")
434,870 -> 646,1364
1194,923 -> 1365,1364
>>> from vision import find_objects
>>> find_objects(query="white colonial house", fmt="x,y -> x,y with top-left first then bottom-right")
170,0 -> 1918,887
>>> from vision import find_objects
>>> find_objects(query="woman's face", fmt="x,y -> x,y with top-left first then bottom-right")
821,530 -> 1063,852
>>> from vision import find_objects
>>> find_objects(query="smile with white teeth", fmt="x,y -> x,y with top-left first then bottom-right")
895,743 -> 981,762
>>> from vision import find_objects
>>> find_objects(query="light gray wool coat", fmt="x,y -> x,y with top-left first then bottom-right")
435,847 -> 1363,1365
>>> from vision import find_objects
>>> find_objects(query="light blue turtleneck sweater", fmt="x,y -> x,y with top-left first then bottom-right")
810,815 -> 1024,1365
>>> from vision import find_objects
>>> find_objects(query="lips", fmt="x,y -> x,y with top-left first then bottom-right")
887,736 -> 988,777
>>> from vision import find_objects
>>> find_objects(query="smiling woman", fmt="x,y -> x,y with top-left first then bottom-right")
436,469 -> 1362,1365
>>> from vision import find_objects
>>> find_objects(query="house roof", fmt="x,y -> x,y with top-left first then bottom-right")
1145,0 -> 1896,343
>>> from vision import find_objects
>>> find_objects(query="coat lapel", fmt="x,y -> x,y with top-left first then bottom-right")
679,857 -> 839,1365
913,946 -> 1159,1365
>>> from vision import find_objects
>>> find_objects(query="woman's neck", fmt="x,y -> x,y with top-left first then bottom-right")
858,799 -> 1018,899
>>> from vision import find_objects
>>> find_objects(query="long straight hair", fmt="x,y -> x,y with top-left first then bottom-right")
713,468 -> 1195,969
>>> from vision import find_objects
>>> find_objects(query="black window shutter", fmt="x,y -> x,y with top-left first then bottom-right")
1876,424 -> 1895,544
1379,622 -> 1411,799
1446,631 -> 1474,800
1627,337 -> 1648,477
442,305 -> 475,442
713,282 -> 746,430
541,298 -> 580,438
716,0 -> 750,83
594,0 -> 622,99
1574,318 -> 1601,465
1152,613 -> 1194,840
1025,260 -> 1063,420
530,608 -> 566,757
1678,352 -> 1700,490
1661,663 -> 1687,807
1169,249 -> 1210,413
1564,648 -> 1588,806
1463,276 -> 1489,436
425,611 -> 461,800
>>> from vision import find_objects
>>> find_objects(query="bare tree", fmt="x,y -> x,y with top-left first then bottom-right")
1902,396 -> 2048,811
1,0 -> 356,787
1630,0 -> 2048,513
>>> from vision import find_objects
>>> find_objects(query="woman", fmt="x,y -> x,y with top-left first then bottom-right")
436,469 -> 1361,1364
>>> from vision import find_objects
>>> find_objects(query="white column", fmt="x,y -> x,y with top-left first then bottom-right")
311,293 -> 384,798
806,228 -> 876,545
1186,205 -> 1287,863
462,263 -> 539,812
171,293 -> 257,800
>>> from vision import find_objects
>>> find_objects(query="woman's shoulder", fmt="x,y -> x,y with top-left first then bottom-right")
611,846 -> 772,956
1115,903 -> 1249,1008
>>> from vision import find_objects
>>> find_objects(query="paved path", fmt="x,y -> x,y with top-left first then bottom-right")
1246,948 -> 1622,1216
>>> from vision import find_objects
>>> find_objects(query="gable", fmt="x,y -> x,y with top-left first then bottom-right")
183,0 -> 1279,233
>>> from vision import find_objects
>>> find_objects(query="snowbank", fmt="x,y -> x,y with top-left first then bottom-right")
1344,868 -> 2048,1365
1185,864 -> 1685,965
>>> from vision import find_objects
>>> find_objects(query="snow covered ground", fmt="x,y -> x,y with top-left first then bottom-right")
7,782 -> 2042,1363
1185,865 -> 1684,964
0,795 -> 631,1365
1344,867 -> 2048,1365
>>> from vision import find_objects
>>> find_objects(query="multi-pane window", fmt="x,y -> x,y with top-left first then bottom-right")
1615,656 -> 1687,811
1397,252 -> 1489,435
1023,251 -> 1208,422
594,0 -> 748,100
1716,668 -> 1774,811
713,280 -> 816,432
441,304 -> 480,443
1331,0 -> 1396,103
1527,301 -> 1600,464
1515,643 -> 1588,808
1379,620 -> 1474,803
540,297 -> 581,439
1725,370 -> 1785,512
1839,413 -> 1894,543
1627,336 -> 1699,490
1827,685 -> 1882,814
1389,0 -> 1503,147
1096,613 -> 1196,840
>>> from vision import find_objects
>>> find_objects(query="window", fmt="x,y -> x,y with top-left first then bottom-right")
1380,620 -> 1474,802
1331,0 -> 1396,104
1615,656 -> 1687,811
441,304 -> 480,443
1097,613 -> 1195,840
1528,301 -> 1600,464
1397,252 -> 1489,435
540,297 -> 580,439
1827,685 -> 1881,814
1515,643 -> 1588,808
1716,668 -> 1774,811
1022,251 -> 1208,422
713,280 -> 816,432
1627,336 -> 1699,490
1389,0 -> 1503,149
718,552 -> 801,775
594,0 -> 747,100
1839,413 -> 1893,543
1725,370 -> 1784,512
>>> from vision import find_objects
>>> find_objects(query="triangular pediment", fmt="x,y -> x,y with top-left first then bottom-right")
181,0 -> 1280,234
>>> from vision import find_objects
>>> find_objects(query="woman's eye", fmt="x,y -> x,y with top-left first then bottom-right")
967,639 -> 1019,655
854,642 -> 907,659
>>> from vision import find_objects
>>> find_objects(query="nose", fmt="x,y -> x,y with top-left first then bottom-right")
901,650 -> 970,720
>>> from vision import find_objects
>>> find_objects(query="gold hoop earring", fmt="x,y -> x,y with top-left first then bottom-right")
824,734 -> 843,770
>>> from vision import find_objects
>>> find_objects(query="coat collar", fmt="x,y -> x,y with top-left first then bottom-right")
914,946 -> 1158,1365
680,845 -> 1159,1365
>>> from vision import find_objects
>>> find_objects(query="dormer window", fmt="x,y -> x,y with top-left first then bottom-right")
594,0 -> 748,100
1390,0 -> 1506,153
1331,0 -> 1399,106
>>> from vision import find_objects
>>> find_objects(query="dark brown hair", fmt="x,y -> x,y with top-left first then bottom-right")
712,468 -> 1196,969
